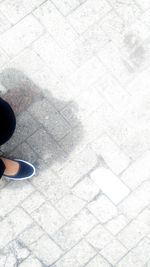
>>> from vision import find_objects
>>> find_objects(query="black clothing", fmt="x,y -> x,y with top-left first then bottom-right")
0,97 -> 16,178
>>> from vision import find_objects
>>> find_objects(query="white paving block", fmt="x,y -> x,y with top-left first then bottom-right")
111,0 -> 141,25
53,209 -> 98,251
91,167 -> 130,204
117,209 -> 150,249
85,254 -> 111,267
0,15 -> 44,57
98,41 -> 134,86
55,193 -> 86,220
118,181 -> 150,220
57,146 -> 98,187
121,151 -> 150,189
18,224 -> 44,246
88,194 -> 118,223
31,202 -> 66,235
135,0 -> 150,10
0,11 -> 11,34
21,191 -> 45,213
91,134 -> 130,174
67,0 -> 111,34
54,240 -> 96,267
29,234 -> 63,265
101,10 -> 125,48
68,56 -> 106,92
19,256 -> 42,267
86,224 -> 113,250
72,176 -> 99,202
0,207 -> 32,249
94,74 -> 131,117
34,1 -> 78,49
32,33 -> 76,79
0,181 -> 34,218
51,0 -> 81,16
0,0 -> 46,24
105,215 -> 128,235
101,239 -> 127,265
117,238 -> 150,267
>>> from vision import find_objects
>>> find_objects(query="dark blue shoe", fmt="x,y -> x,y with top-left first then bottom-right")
3,159 -> 36,180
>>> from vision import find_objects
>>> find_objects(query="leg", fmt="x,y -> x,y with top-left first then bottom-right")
0,97 -> 35,180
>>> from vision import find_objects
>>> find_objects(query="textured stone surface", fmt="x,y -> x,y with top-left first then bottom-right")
1,0 -> 150,265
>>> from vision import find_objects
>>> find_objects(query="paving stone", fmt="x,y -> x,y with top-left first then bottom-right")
31,168 -> 70,204
1,111 -> 40,153
72,176 -> 99,202
98,41 -> 134,86
53,209 -> 98,251
53,239 -> 96,267
0,0 -> 46,24
81,19 -> 109,54
10,142 -> 39,164
0,253 -> 17,267
68,56 -> 106,92
3,240 -> 30,264
101,10 -> 126,48
94,73 -> 131,116
1,0 -> 150,265
91,167 -> 130,204
51,0 -> 82,16
55,193 -> 86,220
0,48 -> 9,68
86,224 -> 113,250
121,151 -> 150,189
19,256 -> 43,267
32,33 -> 76,79
135,0 -> 150,10
91,134 -> 130,174
117,209 -> 150,249
100,239 -> 127,265
140,9 -> 150,29
59,103 -> 118,159
29,234 -> 63,265
67,0 -> 111,34
0,11 -> 11,34
56,146 -> 98,187
0,180 -> 34,218
118,181 -> 150,220
0,15 -> 44,57
34,1 -> 78,49
60,88 -> 104,127
117,238 -> 150,267
0,207 -> 32,249
26,128 -> 65,162
85,254 -> 111,267
88,194 -> 118,223
112,0 -> 141,25
28,99 -> 71,141
18,224 -> 44,246
105,215 -> 129,235
21,191 -> 45,213
31,202 -> 66,236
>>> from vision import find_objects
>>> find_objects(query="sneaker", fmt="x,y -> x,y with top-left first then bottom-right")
3,159 -> 36,180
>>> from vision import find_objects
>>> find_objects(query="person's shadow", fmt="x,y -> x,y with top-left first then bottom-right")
0,68 -> 83,173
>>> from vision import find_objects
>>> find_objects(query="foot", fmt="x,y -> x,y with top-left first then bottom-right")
1,157 -> 35,180
0,157 -> 20,176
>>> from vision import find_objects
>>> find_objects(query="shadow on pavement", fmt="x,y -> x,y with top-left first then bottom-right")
0,68 -> 83,172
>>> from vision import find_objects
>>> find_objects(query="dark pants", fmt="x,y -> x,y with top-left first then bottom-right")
0,98 -> 16,178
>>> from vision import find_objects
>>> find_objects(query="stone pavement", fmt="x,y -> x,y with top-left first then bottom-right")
1,0 -> 150,266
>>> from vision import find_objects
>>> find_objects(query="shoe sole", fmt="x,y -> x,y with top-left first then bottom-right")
3,159 -> 36,181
